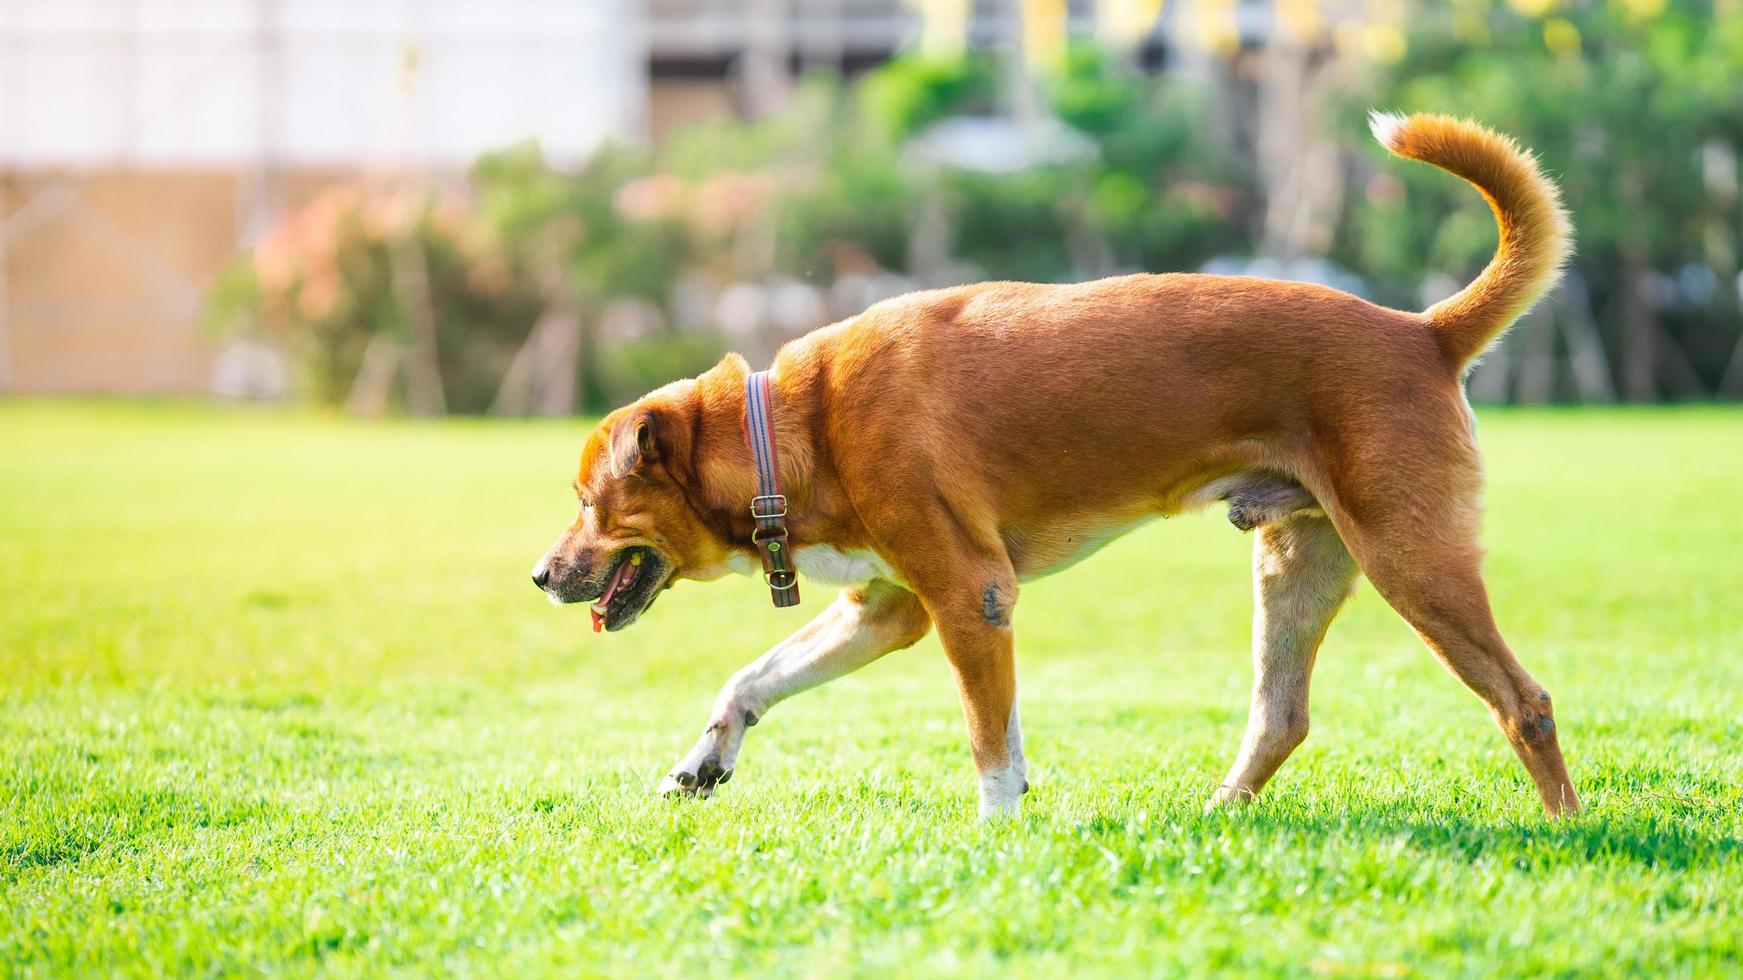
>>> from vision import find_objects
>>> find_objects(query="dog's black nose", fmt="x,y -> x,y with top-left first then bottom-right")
532,568 -> 550,589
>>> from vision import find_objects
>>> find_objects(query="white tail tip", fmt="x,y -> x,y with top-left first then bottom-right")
1368,110 -> 1407,152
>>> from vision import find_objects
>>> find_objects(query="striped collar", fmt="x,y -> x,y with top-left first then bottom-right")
744,370 -> 800,608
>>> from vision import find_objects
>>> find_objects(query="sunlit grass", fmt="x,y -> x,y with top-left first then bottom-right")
3,400 -> 1740,975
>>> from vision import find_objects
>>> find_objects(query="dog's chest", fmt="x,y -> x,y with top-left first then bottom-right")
792,545 -> 899,586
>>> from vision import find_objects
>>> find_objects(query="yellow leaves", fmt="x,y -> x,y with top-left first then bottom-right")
1022,0 -> 1069,71
1507,0 -> 1559,18
1613,0 -> 1670,21
1336,20 -> 1408,65
1543,17 -> 1582,56
1315,1 -> 1408,65
907,0 -> 971,56
1191,0 -> 1240,56
1362,23 -> 1409,64
1276,0 -> 1324,44
1099,0 -> 1167,47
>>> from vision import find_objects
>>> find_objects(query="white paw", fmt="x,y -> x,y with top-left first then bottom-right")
658,719 -> 747,798
977,765 -> 1027,819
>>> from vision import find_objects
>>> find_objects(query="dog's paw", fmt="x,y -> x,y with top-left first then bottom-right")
658,728 -> 741,799
659,754 -> 732,798
1205,783 -> 1259,811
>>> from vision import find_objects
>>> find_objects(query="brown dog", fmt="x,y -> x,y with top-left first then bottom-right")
532,113 -> 1580,818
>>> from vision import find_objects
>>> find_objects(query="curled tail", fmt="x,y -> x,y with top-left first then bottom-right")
1369,111 -> 1572,369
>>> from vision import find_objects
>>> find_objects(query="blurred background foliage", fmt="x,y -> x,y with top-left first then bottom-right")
209,0 -> 1743,413
1342,0 -> 1743,400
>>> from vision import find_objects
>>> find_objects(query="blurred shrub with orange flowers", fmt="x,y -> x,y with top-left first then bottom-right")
207,185 -> 541,413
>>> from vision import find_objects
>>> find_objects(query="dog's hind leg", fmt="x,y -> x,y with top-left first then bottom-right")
1345,527 -> 1578,815
1209,513 -> 1356,808
1314,424 -> 1580,816
659,579 -> 930,797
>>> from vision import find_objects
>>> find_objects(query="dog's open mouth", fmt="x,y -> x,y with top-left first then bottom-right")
590,546 -> 670,633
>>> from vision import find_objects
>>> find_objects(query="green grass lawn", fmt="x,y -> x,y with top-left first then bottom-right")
3,400 -> 1741,976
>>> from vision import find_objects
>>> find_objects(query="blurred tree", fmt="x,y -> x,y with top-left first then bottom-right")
1044,46 -> 1254,273
474,142 -> 695,412
1342,0 -> 1743,400
858,53 -> 998,143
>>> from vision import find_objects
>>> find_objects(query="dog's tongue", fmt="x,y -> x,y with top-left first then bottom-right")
590,555 -> 640,634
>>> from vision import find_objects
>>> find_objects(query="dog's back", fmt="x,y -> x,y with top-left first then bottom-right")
802,115 -> 1569,516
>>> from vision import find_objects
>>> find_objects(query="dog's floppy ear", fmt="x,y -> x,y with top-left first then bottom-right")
608,410 -> 659,478
602,381 -> 699,481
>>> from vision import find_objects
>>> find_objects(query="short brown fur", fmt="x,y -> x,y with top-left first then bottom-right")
535,114 -> 1580,817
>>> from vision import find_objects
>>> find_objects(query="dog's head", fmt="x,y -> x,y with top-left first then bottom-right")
531,374 -> 746,632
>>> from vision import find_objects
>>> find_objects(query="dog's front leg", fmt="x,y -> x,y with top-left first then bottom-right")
659,579 -> 929,797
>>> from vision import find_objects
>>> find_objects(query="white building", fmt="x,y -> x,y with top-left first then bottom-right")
0,0 -> 647,393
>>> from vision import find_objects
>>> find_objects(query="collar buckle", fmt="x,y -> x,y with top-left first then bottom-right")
750,494 -> 788,520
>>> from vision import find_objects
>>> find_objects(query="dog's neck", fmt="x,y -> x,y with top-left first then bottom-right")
685,351 -> 859,552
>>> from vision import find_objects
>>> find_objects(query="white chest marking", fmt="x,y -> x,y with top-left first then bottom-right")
792,545 -> 899,586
